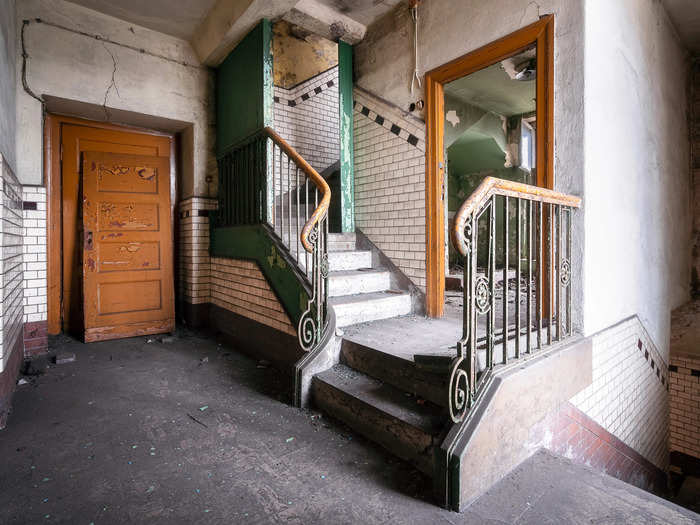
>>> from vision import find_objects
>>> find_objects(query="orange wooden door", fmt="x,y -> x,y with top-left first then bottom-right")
81,152 -> 174,342
59,123 -> 171,335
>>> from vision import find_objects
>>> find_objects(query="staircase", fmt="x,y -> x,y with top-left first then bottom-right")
327,233 -> 412,327
308,234 -> 447,475
312,341 -> 449,476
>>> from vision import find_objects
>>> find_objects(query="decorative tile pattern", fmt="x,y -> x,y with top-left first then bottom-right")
570,316 -> 669,470
353,99 -> 423,151
353,87 -> 427,290
273,67 -> 340,174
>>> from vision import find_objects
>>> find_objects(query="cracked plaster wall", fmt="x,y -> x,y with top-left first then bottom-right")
15,0 -> 215,198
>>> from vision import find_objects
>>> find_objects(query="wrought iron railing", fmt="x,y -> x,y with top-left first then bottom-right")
265,127 -> 330,352
215,127 -> 331,352
448,177 -> 582,423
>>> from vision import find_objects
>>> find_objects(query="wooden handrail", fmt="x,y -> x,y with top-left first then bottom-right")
451,177 -> 582,257
263,127 -> 331,253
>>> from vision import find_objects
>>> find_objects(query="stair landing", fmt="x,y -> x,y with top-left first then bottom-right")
341,300 -> 463,362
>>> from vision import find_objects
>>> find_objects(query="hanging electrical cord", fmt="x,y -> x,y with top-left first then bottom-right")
409,0 -> 422,95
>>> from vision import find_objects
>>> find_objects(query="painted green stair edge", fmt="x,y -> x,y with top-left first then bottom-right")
210,224 -> 310,329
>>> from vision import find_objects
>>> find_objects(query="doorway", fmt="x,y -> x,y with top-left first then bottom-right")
424,15 -> 555,317
46,115 -> 176,341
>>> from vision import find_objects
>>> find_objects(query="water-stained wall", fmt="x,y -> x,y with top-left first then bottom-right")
272,20 -> 338,89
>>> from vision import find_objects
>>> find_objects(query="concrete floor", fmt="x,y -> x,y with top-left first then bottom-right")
0,330 -> 697,524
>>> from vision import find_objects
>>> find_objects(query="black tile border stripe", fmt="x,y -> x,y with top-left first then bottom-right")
668,363 -> 700,377
274,74 -> 336,108
637,338 -> 668,391
353,100 -> 424,150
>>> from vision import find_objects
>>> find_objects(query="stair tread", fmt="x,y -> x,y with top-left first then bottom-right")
329,269 -> 389,277
330,290 -> 410,305
315,364 -> 444,434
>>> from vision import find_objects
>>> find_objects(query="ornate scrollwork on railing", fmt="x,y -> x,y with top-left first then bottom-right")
448,354 -> 470,423
448,178 -> 582,424
560,259 -> 571,287
474,277 -> 491,315
297,217 -> 328,351
260,127 -> 330,354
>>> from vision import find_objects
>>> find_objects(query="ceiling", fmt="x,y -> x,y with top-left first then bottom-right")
65,0 -> 402,42
662,0 -> 700,53
65,0 -> 218,40
445,49 -> 536,118
318,0 -> 404,27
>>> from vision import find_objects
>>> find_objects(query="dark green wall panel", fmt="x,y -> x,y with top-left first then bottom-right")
210,225 -> 309,326
216,20 -> 272,157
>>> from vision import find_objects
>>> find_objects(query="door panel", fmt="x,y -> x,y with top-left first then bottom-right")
60,124 -> 170,334
82,152 -> 174,342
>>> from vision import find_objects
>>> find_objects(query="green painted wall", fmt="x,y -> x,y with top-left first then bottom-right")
216,20 -> 273,157
338,41 -> 355,233
210,225 -> 309,326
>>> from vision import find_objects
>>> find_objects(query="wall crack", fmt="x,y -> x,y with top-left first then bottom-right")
102,43 -> 120,121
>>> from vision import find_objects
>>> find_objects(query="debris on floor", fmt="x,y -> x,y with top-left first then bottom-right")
54,351 -> 76,365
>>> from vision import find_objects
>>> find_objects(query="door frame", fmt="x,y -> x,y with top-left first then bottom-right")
45,114 -> 178,335
423,15 -> 555,317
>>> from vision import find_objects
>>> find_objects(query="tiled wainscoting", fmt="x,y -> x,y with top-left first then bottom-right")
0,156 -> 25,428
352,87 -> 427,290
273,67 -> 340,174
669,353 -> 700,461
21,186 -> 47,356
178,197 -> 295,338
210,258 -> 295,336
564,316 -> 669,488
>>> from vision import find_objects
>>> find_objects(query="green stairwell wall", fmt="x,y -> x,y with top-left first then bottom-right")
213,19 -> 309,335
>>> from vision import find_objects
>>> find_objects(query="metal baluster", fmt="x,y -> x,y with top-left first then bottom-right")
566,208 -> 572,336
537,201 -> 542,350
296,167 -> 301,264
305,179 -> 310,278
233,149 -> 239,225
548,203 -> 554,346
286,157 -> 291,248
503,196 -> 509,364
469,214 -> 477,401
279,146 -> 284,239
527,200 -> 532,354
244,144 -> 249,223
556,204 -> 562,341
515,198 -> 521,359
488,196 -> 496,370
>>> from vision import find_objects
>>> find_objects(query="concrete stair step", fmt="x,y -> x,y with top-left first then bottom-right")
331,291 -> 412,327
328,250 -> 372,272
340,340 -> 448,407
328,233 -> 357,252
312,364 -> 445,475
328,269 -> 391,297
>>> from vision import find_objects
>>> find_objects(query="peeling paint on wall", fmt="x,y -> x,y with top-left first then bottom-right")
272,20 -> 338,89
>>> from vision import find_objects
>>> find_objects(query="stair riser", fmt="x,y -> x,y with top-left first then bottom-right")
312,378 -> 435,476
328,272 -> 391,297
328,241 -> 356,251
341,341 -> 448,407
334,294 -> 412,327
329,251 -> 372,272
